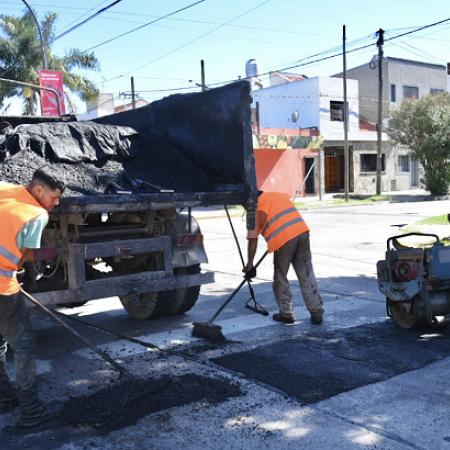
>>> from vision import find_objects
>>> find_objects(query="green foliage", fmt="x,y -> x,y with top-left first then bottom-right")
386,93 -> 450,195
0,10 -> 99,114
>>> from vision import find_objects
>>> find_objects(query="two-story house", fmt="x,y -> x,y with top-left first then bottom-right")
333,57 -> 448,191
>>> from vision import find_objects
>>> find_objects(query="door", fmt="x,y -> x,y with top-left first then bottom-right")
325,154 -> 339,192
305,157 -> 315,194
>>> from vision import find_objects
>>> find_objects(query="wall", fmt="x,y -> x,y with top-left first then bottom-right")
255,148 -> 319,198
387,58 -> 447,112
252,77 -> 321,129
334,57 -> 447,123
318,77 -> 360,137
252,130 -> 321,198
252,76 -> 361,140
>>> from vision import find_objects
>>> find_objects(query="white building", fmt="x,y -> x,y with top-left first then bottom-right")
251,75 -> 389,194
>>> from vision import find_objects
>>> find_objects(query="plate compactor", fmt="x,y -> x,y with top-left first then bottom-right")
377,233 -> 450,328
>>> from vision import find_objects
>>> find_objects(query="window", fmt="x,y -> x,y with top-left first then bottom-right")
403,86 -> 418,99
390,84 -> 396,102
431,88 -> 444,96
398,155 -> 410,172
330,101 -> 347,122
360,154 -> 386,172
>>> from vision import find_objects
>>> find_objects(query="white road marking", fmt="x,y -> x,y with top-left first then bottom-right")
73,297 -> 386,361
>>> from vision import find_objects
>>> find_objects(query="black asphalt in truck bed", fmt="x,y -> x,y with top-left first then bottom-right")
0,131 -> 214,196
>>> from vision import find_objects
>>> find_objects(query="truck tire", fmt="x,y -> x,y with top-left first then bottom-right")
120,290 -> 175,320
164,265 -> 201,315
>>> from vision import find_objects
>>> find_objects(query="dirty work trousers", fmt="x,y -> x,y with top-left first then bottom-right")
273,232 -> 324,319
0,292 -> 37,396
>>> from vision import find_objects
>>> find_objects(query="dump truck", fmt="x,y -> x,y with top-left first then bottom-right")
0,80 -> 258,320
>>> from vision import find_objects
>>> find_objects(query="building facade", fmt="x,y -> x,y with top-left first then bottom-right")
251,75 -> 390,195
333,57 -> 448,191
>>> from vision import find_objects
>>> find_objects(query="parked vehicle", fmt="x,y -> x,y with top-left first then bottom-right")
0,81 -> 258,319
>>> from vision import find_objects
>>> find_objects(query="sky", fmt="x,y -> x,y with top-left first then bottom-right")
1,0 -> 450,115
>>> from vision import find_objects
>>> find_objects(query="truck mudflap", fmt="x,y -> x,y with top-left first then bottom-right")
164,214 -> 208,268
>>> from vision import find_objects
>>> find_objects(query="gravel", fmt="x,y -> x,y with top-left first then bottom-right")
0,124 -> 214,196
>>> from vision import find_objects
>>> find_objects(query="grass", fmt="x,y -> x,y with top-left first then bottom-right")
396,214 -> 450,247
414,214 -> 449,225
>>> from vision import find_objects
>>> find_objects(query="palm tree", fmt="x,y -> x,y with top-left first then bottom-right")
0,10 -> 99,114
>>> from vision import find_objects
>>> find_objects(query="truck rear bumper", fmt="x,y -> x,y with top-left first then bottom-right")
30,270 -> 214,306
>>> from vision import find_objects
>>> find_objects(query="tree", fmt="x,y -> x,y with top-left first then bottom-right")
386,93 -> 450,196
0,10 -> 99,114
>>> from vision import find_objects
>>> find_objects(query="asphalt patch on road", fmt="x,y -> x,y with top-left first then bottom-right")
211,321 -> 450,404
2,374 -> 242,450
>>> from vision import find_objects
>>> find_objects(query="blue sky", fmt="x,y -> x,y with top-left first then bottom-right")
1,0 -> 450,114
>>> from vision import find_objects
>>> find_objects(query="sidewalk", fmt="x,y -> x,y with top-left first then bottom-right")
299,188 -> 435,205
193,188 -> 439,220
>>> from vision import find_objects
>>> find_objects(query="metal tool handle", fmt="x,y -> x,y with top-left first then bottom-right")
20,288 -> 137,383
208,250 -> 267,323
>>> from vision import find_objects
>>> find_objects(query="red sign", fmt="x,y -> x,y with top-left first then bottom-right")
39,70 -> 66,116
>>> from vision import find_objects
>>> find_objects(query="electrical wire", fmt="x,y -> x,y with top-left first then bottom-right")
112,0 -> 276,76
55,0 -> 124,40
82,0 -> 206,52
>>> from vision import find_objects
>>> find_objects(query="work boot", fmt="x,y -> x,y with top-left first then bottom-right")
19,392 -> 63,427
0,385 -> 19,414
272,313 -> 295,324
310,314 -> 323,325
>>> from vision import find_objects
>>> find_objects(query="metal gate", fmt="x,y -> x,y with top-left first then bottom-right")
305,157 -> 315,194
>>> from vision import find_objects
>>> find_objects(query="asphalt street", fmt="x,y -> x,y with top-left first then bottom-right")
1,195 -> 450,450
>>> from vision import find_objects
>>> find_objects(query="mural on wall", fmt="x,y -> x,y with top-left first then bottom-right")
252,134 -> 323,149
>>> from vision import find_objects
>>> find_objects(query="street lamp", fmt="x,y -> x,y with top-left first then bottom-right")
21,0 -> 47,69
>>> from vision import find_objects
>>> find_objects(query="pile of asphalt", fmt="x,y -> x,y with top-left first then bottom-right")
60,373 -> 241,435
0,132 -> 214,196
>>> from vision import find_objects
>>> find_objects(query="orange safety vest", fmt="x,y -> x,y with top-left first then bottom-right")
0,183 -> 46,295
257,192 -> 309,253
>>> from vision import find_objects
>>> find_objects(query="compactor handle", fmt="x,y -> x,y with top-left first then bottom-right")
387,233 -> 440,251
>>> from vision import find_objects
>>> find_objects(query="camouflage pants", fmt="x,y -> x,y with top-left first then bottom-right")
273,232 -> 324,319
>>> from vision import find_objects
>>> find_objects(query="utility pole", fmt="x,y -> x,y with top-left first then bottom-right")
201,60 -> 206,92
343,25 -> 349,202
376,28 -> 384,195
131,76 -> 136,109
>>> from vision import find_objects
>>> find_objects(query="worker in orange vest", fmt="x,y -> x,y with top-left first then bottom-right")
244,191 -> 324,324
0,167 -> 65,427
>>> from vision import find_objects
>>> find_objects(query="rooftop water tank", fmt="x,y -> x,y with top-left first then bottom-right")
246,59 -> 260,78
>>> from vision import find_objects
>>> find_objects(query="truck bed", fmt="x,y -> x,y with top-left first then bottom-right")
0,81 -> 258,217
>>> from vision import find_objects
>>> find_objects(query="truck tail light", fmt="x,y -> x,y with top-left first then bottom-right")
27,246 -> 57,261
395,261 -> 419,282
174,234 -> 203,247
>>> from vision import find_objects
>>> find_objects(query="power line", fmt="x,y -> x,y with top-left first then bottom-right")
55,0 -> 124,40
203,17 -> 450,91
82,0 -> 206,52
119,0 -> 276,76
384,17 -> 450,43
